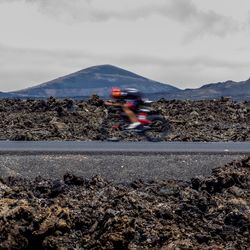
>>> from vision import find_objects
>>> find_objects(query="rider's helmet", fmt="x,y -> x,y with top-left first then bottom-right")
111,87 -> 122,99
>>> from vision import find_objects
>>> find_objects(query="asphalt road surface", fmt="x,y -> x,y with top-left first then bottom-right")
0,141 -> 249,182
0,141 -> 249,154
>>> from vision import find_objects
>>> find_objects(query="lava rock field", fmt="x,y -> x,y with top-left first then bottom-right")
0,96 -> 249,249
0,96 -> 249,141
0,157 -> 249,249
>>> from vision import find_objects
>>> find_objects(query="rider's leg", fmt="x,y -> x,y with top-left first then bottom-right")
122,104 -> 138,122
122,104 -> 141,129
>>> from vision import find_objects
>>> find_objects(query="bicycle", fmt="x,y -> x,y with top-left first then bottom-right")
101,100 -> 171,142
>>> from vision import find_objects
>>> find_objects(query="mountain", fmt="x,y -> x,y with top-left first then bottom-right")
0,91 -> 14,98
5,65 -> 250,100
173,78 -> 250,101
11,65 -> 180,98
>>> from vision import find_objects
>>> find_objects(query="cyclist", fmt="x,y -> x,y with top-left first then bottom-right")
104,87 -> 143,129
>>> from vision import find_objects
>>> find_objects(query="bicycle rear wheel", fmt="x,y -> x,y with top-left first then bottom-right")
143,115 -> 170,142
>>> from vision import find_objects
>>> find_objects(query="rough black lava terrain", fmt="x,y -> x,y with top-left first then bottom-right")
0,157 -> 249,249
0,97 -> 250,249
0,96 -> 249,141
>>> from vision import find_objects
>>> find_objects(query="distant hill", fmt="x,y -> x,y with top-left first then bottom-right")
4,65 -> 250,100
10,65 -> 179,98
0,92 -> 14,98
170,78 -> 250,101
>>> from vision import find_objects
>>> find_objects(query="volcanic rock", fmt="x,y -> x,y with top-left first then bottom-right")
0,97 -> 249,141
0,157 -> 249,249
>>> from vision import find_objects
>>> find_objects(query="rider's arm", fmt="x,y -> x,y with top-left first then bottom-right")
104,101 -> 123,107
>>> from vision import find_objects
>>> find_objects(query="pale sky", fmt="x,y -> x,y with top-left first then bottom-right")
0,0 -> 250,91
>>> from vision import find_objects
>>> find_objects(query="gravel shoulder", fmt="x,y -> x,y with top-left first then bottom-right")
0,153 -> 247,182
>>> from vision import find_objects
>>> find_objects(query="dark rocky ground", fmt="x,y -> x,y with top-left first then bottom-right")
0,157 -> 249,249
0,97 -> 250,249
0,96 -> 249,141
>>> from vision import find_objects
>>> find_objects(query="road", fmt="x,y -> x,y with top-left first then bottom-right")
0,141 -> 249,182
0,141 -> 249,154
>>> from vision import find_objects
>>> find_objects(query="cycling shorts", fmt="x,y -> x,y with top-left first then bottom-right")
125,100 -> 141,110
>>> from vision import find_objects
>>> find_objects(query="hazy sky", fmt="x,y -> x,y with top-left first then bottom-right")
0,0 -> 250,91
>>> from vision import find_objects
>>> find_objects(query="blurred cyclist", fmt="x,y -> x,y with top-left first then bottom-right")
104,87 -> 143,129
